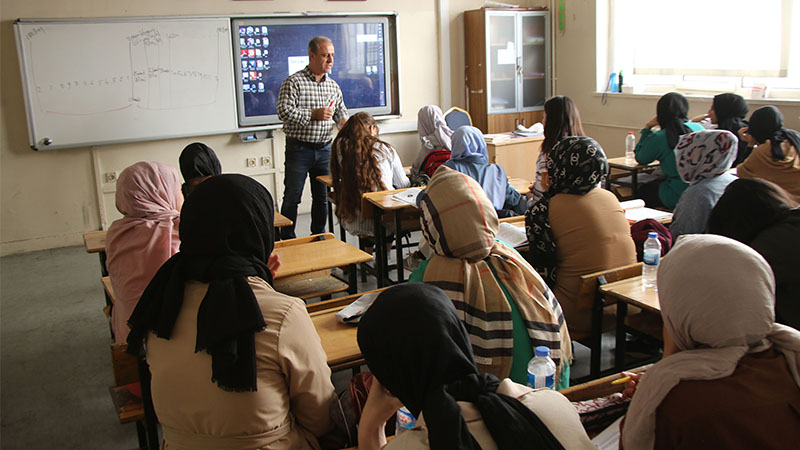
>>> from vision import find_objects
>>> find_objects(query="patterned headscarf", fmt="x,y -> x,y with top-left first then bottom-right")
526,137 -> 608,286
675,130 -> 738,184
622,235 -> 800,450
419,166 -> 572,381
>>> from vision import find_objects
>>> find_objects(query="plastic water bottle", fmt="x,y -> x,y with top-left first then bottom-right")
625,132 -> 636,164
527,346 -> 556,390
642,232 -> 662,290
396,406 -> 416,434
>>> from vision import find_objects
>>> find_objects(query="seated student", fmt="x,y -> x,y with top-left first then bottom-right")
444,126 -> 526,217
670,129 -> 738,238
621,235 -> 800,450
691,93 -> 751,166
410,105 -> 454,178
526,136 -> 636,335
178,142 -> 222,197
737,105 -> 800,202
708,178 -> 800,330
409,166 -> 572,387
330,112 -> 409,237
126,174 -> 335,449
635,92 -> 705,209
106,162 -> 182,344
356,283 -> 595,450
528,95 -> 586,205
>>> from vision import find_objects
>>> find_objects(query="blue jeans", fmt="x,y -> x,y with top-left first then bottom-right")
280,138 -> 331,239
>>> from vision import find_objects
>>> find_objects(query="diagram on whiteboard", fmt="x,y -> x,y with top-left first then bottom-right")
15,19 -> 237,149
25,24 -> 229,115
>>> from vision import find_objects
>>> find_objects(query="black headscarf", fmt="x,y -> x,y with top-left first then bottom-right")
357,283 -> 564,450
656,92 -> 692,149
127,174 -> 275,392
179,142 -> 222,197
526,136 -> 609,286
712,93 -> 751,165
747,106 -> 800,162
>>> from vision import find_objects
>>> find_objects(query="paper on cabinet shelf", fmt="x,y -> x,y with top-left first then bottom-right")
497,42 -> 516,65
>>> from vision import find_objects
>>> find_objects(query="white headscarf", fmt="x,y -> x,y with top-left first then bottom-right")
418,105 -> 454,151
675,129 -> 738,184
621,234 -> 800,450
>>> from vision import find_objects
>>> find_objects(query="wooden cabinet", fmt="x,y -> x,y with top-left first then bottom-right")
486,134 -> 543,180
465,8 -> 550,134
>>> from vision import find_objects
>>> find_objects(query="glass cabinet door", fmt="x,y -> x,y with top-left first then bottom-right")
520,13 -> 548,108
487,13 -> 517,113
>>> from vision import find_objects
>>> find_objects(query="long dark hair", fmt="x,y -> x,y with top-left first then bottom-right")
708,178 -> 798,243
542,96 -> 585,155
331,112 -> 391,222
657,92 -> 691,149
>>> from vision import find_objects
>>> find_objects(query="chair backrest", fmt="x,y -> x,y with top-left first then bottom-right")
576,262 -> 643,311
444,106 -> 472,130
110,342 -> 139,387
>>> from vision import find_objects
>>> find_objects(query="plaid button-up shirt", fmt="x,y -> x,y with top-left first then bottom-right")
276,66 -> 348,144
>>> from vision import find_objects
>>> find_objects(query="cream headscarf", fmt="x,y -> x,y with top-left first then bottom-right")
621,234 -> 800,450
419,166 -> 572,380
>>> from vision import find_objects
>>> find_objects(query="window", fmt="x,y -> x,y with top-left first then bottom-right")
599,0 -> 800,99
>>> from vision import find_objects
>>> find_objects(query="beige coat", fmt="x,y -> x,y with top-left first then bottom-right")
384,379 -> 595,450
549,188 -> 637,334
146,276 -> 335,450
737,140 -> 800,203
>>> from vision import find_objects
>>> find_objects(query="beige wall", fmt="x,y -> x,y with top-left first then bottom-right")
1,0 -> 437,255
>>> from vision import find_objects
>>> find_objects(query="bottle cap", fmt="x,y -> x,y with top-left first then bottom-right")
648,232 -> 658,239
628,132 -> 634,135
534,346 -> 550,357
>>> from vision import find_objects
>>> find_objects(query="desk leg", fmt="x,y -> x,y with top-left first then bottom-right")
614,301 -> 628,372
326,187 -> 334,234
590,290 -> 605,378
348,263 -> 357,295
374,209 -> 386,288
394,211 -> 404,283
631,171 -> 638,199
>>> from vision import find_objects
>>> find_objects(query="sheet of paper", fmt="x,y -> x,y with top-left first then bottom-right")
392,187 -> 422,206
592,416 -> 623,450
496,222 -> 527,248
497,42 -> 516,65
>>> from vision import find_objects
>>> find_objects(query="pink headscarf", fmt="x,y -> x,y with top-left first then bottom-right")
621,234 -> 800,450
106,162 -> 182,344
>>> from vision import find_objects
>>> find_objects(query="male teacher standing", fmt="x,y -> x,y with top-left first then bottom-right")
277,36 -> 347,239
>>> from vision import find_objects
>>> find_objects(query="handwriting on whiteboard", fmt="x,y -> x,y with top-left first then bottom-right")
26,25 -> 229,115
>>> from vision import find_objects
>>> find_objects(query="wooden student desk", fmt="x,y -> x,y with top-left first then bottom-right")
599,275 -> 661,372
306,288 -> 387,371
605,157 -> 660,198
273,234 -> 373,296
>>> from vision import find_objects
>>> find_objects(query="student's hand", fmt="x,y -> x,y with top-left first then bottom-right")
690,113 -> 709,123
338,118 -> 347,130
525,181 -> 536,199
311,107 -> 334,121
358,379 -> 404,450
620,372 -> 643,399
540,172 -> 551,191
267,253 -> 281,278
645,117 -> 659,129
738,126 -> 757,146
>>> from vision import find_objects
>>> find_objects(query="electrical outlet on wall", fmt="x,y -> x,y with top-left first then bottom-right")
246,157 -> 257,168
104,172 -> 118,183
260,156 -> 271,166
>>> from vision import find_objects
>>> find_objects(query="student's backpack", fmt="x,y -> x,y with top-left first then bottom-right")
420,149 -> 451,178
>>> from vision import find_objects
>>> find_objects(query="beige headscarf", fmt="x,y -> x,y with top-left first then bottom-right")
419,166 -> 572,380
622,234 -> 800,450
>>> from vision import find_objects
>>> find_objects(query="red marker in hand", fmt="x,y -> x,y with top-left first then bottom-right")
328,100 -> 334,108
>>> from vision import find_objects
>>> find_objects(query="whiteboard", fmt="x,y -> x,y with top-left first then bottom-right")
15,18 -> 237,150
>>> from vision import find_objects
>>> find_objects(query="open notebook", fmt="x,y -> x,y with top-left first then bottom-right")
496,222 -> 527,248
620,199 -> 673,223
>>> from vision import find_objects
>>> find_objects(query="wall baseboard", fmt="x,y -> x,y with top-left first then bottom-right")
1,232 -> 85,257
